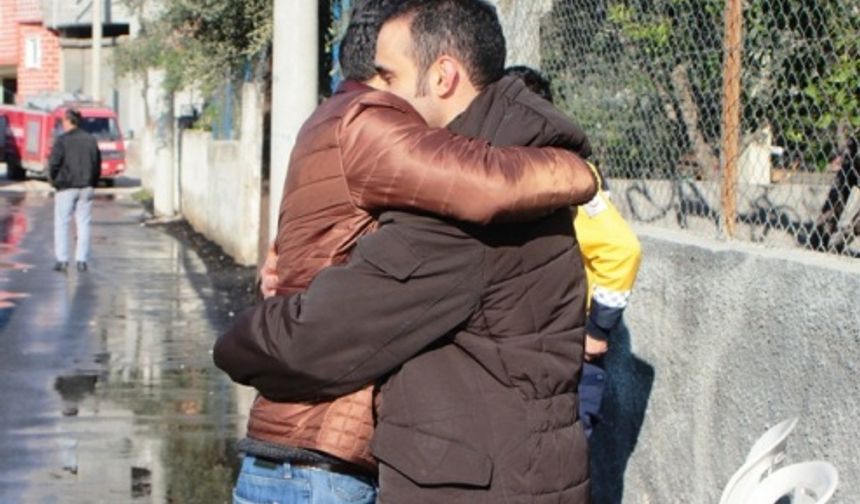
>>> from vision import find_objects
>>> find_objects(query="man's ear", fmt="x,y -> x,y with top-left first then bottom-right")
434,56 -> 460,98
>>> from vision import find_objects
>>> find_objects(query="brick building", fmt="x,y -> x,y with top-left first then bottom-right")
0,0 -> 130,106
0,0 -> 62,104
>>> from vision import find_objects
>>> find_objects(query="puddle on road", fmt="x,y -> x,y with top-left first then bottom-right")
32,361 -> 245,502
0,194 -> 31,309
0,192 -> 254,503
25,303 -> 249,502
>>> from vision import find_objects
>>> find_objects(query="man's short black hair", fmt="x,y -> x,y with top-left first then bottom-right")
65,108 -> 82,127
383,0 -> 506,92
339,0 -> 393,82
505,65 -> 553,103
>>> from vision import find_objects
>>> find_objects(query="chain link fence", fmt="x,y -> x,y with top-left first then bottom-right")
492,0 -> 859,256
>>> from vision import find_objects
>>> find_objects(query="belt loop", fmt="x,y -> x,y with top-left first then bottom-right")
282,460 -> 293,480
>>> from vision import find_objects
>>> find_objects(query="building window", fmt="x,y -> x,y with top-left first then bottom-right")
24,37 -> 42,69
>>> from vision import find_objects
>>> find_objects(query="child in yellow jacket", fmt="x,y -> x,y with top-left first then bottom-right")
506,66 -> 642,437
577,188 -> 642,355
574,186 -> 642,435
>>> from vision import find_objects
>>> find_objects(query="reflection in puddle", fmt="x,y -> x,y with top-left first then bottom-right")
0,291 -> 29,309
0,192 -> 250,503
54,373 -> 99,401
0,260 -> 31,269
54,373 -> 100,417
56,438 -> 79,475
0,196 -> 30,309
131,466 -> 152,498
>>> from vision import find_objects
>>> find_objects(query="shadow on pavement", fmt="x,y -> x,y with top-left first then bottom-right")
590,320 -> 655,504
157,219 -> 258,321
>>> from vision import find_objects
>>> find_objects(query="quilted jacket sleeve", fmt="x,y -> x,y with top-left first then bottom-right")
337,92 -> 597,225
213,211 -> 485,402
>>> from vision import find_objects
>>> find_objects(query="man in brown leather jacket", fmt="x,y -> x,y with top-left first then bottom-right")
217,1 -> 595,502
218,1 -> 596,503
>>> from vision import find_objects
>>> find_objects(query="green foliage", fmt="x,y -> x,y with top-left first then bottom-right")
607,4 -> 671,53
131,188 -> 153,203
543,0 -> 724,178
542,0 -> 858,176
114,0 -> 273,95
193,102 -> 222,131
742,0 -> 859,169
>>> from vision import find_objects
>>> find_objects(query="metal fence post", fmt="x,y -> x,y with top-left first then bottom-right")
720,0 -> 743,238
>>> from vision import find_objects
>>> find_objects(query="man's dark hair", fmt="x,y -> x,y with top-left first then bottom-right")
339,0 -> 394,82
505,65 -> 553,103
383,0 -> 506,93
65,108 -> 82,127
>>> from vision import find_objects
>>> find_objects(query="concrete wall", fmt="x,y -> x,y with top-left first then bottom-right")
41,0 -> 133,27
178,84 -> 262,266
123,68 -> 168,192
591,224 -> 860,503
59,41 -> 119,110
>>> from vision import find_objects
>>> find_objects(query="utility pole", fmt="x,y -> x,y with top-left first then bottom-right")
720,0 -> 743,238
91,0 -> 103,102
268,1 -> 319,242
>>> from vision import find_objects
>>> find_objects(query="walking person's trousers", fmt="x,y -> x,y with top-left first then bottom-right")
54,187 -> 94,263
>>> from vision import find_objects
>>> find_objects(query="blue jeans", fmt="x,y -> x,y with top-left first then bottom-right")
233,455 -> 377,504
54,187 -> 94,263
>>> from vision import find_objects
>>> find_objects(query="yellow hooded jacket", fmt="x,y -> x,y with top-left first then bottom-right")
575,188 -> 642,340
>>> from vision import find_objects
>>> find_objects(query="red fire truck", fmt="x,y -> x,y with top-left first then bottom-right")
0,97 -> 126,184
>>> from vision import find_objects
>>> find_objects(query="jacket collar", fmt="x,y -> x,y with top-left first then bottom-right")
446,75 -> 592,158
448,76 -> 522,123
335,80 -> 372,95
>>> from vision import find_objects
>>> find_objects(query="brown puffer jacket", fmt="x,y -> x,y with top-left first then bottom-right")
245,80 -> 597,471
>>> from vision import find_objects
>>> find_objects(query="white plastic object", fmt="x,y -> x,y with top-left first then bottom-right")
719,418 -> 799,504
744,461 -> 838,504
745,418 -> 798,464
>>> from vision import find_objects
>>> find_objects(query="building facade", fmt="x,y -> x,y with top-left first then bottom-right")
1,0 -> 62,104
0,0 -> 129,107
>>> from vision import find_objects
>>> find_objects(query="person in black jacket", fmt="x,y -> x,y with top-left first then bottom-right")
49,108 -> 101,272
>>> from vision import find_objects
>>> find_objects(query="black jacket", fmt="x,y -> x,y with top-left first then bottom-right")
215,77 -> 592,503
49,128 -> 101,190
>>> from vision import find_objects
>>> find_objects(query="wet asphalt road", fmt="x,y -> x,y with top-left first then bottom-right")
0,178 -> 255,503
